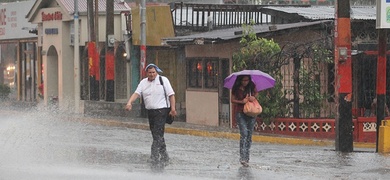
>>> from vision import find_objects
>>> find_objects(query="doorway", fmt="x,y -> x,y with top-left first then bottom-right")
46,45 -> 59,106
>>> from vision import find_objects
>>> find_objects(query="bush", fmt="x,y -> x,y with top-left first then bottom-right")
0,84 -> 11,100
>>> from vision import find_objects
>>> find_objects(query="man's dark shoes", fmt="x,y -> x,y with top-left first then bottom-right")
147,156 -> 169,167
240,161 -> 249,167
147,158 -> 159,164
160,156 -> 170,166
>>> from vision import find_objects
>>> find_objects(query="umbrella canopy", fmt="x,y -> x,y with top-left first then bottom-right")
223,70 -> 275,92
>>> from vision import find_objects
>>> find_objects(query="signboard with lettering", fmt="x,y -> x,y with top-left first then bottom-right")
45,28 -> 58,35
377,0 -> 390,28
41,11 -> 63,22
0,1 -> 36,40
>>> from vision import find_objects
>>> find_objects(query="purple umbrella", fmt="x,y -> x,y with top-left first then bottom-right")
223,70 -> 275,92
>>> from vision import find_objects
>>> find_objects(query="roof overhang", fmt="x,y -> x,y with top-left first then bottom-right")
163,20 -> 333,46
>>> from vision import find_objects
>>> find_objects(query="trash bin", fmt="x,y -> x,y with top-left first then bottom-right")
378,120 -> 390,153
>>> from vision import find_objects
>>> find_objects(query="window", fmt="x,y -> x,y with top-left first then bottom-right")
187,58 -> 219,89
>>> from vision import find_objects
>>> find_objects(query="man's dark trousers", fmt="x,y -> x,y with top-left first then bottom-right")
148,108 -> 169,162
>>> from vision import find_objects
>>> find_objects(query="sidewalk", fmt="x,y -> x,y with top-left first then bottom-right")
1,100 -> 376,150
78,114 -> 376,150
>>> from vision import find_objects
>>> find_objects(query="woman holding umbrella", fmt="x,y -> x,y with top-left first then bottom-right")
224,70 -> 275,167
231,75 -> 258,167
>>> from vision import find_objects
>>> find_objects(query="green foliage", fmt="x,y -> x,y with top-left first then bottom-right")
232,23 -> 285,124
257,80 -> 289,124
232,23 -> 334,122
299,45 -> 333,118
0,84 -> 10,100
232,23 -> 281,72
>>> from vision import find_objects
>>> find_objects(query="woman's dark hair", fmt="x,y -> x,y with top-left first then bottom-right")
232,75 -> 255,97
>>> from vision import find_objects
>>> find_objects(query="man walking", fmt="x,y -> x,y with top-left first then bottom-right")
125,64 -> 176,165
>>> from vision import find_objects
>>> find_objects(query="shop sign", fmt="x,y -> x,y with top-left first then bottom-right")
45,28 -> 58,35
377,0 -> 390,28
0,1 -> 36,40
41,11 -> 62,21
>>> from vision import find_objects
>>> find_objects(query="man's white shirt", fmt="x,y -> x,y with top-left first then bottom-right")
134,75 -> 175,110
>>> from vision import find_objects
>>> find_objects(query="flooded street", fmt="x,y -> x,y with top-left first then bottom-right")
0,108 -> 390,180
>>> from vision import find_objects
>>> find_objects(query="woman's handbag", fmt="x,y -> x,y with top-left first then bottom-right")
243,99 -> 262,117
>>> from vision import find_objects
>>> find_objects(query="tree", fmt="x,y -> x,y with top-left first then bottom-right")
232,23 -> 334,123
232,23 -> 286,124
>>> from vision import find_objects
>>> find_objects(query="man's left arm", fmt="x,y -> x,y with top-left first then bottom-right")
169,95 -> 177,116
163,76 -> 177,116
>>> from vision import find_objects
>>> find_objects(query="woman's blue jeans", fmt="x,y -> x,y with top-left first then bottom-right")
236,112 -> 256,162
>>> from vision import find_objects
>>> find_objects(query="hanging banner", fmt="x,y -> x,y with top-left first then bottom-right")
377,0 -> 390,28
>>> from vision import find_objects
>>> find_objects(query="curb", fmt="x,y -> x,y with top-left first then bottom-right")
76,116 -> 376,149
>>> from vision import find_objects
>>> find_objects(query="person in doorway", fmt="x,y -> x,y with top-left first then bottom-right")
231,75 -> 258,167
370,97 -> 390,117
125,63 -> 176,166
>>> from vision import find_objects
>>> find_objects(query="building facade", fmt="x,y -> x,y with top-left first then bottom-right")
25,0 -> 131,111
0,1 -> 37,102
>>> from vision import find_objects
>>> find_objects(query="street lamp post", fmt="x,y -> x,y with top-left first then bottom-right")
74,0 -> 80,113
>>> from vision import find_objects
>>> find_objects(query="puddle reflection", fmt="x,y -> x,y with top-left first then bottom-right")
237,166 -> 254,180
150,161 -> 166,173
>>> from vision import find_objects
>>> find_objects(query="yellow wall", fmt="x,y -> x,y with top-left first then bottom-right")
132,6 -> 175,46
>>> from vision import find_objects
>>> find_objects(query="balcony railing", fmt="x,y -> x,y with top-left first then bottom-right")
170,2 -> 309,34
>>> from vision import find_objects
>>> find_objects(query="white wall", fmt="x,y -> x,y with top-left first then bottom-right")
186,91 -> 219,126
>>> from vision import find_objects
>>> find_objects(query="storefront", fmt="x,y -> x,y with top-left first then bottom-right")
26,0 -> 130,111
0,1 -> 38,102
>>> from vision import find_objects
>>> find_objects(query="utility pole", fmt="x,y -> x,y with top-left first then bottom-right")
140,0 -> 146,79
375,0 -> 389,153
139,0 -> 147,117
94,0 -> 100,101
87,0 -> 94,52
95,0 -> 99,49
86,0 -> 94,100
87,0 -> 100,101
124,13 -> 132,98
376,29 -> 387,152
334,0 -> 353,152
98,0 -> 104,101
105,0 -> 115,101
74,0 -> 80,113
371,0 -> 388,152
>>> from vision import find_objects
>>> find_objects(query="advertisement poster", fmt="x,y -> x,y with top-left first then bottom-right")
377,0 -> 390,28
0,1 -> 36,40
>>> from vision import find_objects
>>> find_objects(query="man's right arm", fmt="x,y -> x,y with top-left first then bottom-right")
125,93 -> 140,111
